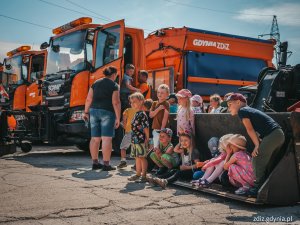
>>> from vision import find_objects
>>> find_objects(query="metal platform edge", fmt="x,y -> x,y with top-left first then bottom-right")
173,181 -> 262,205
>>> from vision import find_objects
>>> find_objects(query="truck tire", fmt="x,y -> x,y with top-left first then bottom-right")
112,127 -> 123,155
20,143 -> 32,153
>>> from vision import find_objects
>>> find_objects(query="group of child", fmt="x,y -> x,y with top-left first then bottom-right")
117,68 -> 285,197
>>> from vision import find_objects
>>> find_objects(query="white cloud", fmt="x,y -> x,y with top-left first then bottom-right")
235,3 -> 300,27
0,41 -> 40,62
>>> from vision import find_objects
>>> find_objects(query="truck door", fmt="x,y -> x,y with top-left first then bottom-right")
90,20 -> 125,86
148,67 -> 175,100
26,53 -> 45,111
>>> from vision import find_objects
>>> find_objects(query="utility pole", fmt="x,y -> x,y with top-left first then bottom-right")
258,15 -> 280,67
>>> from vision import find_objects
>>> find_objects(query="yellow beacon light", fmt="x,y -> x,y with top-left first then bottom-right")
7,46 -> 31,57
52,17 -> 92,35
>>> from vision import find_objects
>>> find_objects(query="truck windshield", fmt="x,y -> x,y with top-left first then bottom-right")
3,55 -> 23,86
46,30 -> 86,75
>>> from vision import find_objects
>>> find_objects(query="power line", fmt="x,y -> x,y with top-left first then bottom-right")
164,0 -> 274,17
37,0 -> 112,22
38,0 -> 151,33
0,14 -> 52,30
64,0 -> 152,33
65,0 -> 113,21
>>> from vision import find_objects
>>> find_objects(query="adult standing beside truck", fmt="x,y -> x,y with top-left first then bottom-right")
120,64 -> 140,112
83,66 -> 121,171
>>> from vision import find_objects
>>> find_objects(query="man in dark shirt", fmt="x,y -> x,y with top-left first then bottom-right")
227,93 -> 285,196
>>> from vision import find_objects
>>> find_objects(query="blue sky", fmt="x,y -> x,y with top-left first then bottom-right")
0,0 -> 299,65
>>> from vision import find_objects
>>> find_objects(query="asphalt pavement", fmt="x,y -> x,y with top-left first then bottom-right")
0,145 -> 299,225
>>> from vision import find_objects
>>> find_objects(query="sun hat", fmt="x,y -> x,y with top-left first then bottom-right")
228,134 -> 247,150
218,134 -> 235,152
191,94 -> 203,104
176,89 -> 192,98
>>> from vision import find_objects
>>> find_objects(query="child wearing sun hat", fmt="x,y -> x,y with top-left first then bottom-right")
193,134 -> 234,187
223,134 -> 255,195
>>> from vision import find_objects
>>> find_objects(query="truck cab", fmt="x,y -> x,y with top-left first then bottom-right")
2,46 -> 46,112
41,17 -> 145,146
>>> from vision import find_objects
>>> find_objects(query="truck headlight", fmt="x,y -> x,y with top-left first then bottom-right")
69,110 -> 84,122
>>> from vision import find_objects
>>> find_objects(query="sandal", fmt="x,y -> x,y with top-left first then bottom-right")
199,179 -> 211,188
191,179 -> 201,186
127,174 -> 140,181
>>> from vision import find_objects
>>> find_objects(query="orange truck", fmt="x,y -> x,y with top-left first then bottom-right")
145,27 -> 275,99
1,46 -> 46,152
2,46 -> 47,112
39,17 -> 144,147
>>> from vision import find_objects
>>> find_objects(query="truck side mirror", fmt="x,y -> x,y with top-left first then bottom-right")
40,42 -> 49,50
86,31 -> 95,44
5,64 -> 11,70
22,56 -> 29,64
36,71 -> 44,79
36,79 -> 43,85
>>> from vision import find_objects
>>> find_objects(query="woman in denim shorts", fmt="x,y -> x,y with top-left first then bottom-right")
83,66 -> 121,171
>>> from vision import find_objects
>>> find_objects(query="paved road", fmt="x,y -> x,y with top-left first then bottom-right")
0,146 -> 299,225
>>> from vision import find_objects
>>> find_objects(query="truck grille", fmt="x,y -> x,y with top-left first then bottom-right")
46,96 -> 65,108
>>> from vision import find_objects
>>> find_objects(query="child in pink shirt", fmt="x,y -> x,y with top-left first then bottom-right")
176,89 -> 194,135
224,134 -> 255,195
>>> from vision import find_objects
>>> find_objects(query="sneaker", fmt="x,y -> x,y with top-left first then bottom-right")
155,167 -> 167,176
117,161 -> 127,169
191,179 -> 201,186
131,164 -> 136,170
135,176 -> 147,183
92,163 -> 103,170
128,174 -> 140,181
154,178 -> 168,189
146,174 -> 156,184
102,165 -> 116,171
247,187 -> 258,197
235,187 -> 249,195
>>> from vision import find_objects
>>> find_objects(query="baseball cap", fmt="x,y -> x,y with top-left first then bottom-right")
158,128 -> 173,137
176,89 -> 192,98
226,93 -> 247,104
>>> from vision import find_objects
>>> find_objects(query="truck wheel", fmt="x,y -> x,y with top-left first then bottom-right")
112,127 -> 123,155
20,143 -> 32,153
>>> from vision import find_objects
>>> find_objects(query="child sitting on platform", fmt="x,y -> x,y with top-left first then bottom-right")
224,134 -> 255,195
149,128 -> 179,176
149,130 -> 200,189
193,134 -> 234,187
